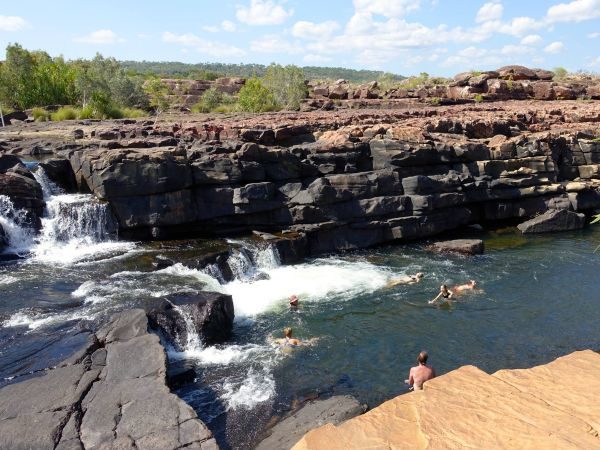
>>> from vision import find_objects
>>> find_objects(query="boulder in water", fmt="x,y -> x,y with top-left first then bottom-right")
429,239 -> 484,255
148,291 -> 234,347
517,209 -> 585,233
39,159 -> 78,193
0,224 -> 6,253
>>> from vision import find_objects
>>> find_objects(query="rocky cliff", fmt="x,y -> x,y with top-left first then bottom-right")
292,350 -> 600,449
0,309 -> 217,450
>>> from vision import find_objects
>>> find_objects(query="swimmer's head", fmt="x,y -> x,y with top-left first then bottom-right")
284,327 -> 293,338
289,295 -> 299,306
469,280 -> 476,287
418,351 -> 428,365
441,284 -> 448,290
416,272 -> 424,279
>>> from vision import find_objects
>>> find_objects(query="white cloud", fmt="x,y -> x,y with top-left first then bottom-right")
292,21 -> 340,40
0,15 -> 28,32
500,44 -> 533,55
521,34 -> 542,45
222,20 -> 237,32
250,35 -> 301,53
546,0 -> 600,23
162,32 -> 245,57
202,25 -> 219,33
303,54 -> 332,63
476,2 -> 503,23
544,41 -> 565,53
73,29 -> 125,44
588,32 -> 600,38
236,0 -> 293,25
353,0 -> 421,18
589,56 -> 600,67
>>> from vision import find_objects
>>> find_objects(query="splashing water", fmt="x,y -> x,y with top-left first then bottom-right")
0,195 -> 35,255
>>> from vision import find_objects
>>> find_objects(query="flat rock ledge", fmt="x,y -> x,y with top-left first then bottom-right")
292,350 -> 600,449
517,208 -> 586,234
0,309 -> 217,450
429,238 -> 484,255
256,395 -> 367,450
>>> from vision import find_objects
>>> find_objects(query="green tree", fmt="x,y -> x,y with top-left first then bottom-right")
238,78 -> 277,113
553,67 -> 568,80
262,64 -> 307,110
144,76 -> 170,114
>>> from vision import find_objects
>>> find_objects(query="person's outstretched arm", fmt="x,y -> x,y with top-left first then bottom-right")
429,293 -> 442,304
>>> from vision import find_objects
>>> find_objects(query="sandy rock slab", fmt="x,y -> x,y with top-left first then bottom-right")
293,350 -> 600,449
0,309 -> 217,450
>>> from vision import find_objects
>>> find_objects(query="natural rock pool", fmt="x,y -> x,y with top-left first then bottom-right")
1,178 -> 600,448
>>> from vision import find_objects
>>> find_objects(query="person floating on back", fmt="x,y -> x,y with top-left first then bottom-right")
452,280 -> 477,294
405,351 -> 436,391
429,284 -> 453,305
388,272 -> 424,287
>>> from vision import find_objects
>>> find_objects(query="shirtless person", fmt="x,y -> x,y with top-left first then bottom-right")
274,327 -> 301,349
452,280 -> 477,294
388,272 -> 424,287
405,351 -> 436,390
289,295 -> 299,308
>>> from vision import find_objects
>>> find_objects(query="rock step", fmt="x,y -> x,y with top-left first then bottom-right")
292,350 -> 600,449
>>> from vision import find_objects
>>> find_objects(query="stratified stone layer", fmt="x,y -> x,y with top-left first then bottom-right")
292,350 -> 600,450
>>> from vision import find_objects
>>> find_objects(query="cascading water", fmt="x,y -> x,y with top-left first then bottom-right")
173,304 -> 203,352
28,167 -> 133,265
0,195 -> 35,255
224,239 -> 281,282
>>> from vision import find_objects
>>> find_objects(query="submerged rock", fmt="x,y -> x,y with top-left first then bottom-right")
148,291 -> 234,348
256,396 -> 366,450
517,209 -> 585,233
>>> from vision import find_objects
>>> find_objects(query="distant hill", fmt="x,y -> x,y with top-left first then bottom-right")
120,60 -> 405,84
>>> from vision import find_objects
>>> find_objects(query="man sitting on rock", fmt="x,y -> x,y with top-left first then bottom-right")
406,351 -> 436,391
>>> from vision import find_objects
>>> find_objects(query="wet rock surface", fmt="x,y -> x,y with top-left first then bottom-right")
255,395 -> 367,450
148,291 -> 235,348
0,309 -> 217,450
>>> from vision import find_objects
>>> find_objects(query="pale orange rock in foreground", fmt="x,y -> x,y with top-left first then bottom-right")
293,350 -> 600,450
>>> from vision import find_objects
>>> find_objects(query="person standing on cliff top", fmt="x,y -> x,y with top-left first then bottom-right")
405,351 -> 436,390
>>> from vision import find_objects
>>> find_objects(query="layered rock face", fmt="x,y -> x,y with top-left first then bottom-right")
0,309 -> 217,450
155,77 -> 246,110
63,101 -> 600,254
293,350 -> 600,449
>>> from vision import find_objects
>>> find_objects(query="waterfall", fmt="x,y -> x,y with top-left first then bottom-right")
1,165 -> 132,264
173,304 -> 203,352
224,239 -> 281,282
0,195 -> 35,255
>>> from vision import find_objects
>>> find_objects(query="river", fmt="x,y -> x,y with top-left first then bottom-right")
1,167 -> 599,449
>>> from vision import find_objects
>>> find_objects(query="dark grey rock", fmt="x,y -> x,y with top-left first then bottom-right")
148,291 -> 234,347
517,209 -> 586,233
430,239 -> 484,255
255,395 -> 367,450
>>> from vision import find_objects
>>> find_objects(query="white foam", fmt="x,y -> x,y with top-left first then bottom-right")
224,258 -> 392,317
2,309 -> 91,330
221,367 -> 276,410
0,195 -> 36,255
0,274 -> 18,285
171,343 -> 271,365
31,239 -> 136,265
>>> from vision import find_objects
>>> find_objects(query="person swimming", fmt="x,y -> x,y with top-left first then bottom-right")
388,272 -> 424,287
276,327 -> 301,348
429,284 -> 453,305
289,295 -> 299,308
452,280 -> 477,294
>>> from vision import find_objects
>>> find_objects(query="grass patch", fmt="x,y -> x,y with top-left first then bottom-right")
32,107 -> 50,122
50,107 -> 78,121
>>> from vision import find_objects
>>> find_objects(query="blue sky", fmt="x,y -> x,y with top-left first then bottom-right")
1,0 -> 599,76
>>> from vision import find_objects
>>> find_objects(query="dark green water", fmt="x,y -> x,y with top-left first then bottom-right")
1,226 -> 600,449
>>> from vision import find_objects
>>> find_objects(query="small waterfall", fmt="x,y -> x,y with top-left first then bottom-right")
33,167 -> 63,199
225,240 -> 281,282
0,195 -> 35,255
173,304 -> 202,352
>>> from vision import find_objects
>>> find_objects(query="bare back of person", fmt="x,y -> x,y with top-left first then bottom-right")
409,364 -> 436,390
